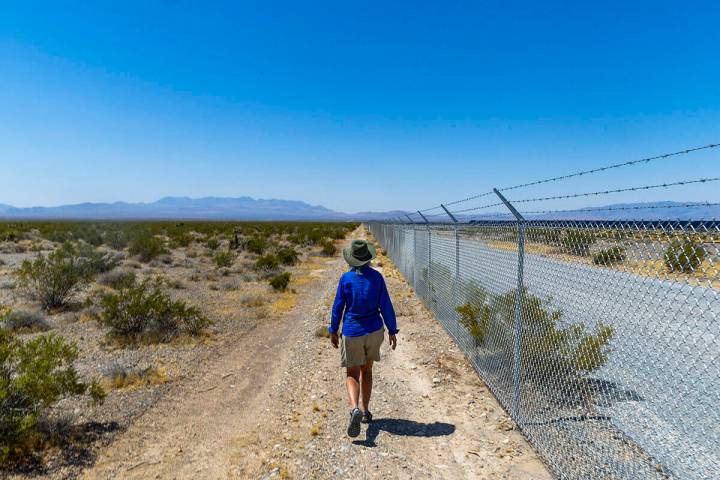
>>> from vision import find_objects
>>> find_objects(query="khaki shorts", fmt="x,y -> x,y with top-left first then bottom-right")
341,328 -> 385,368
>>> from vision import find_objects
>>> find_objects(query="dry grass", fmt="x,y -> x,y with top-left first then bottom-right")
271,291 -> 296,314
309,424 -> 321,437
102,365 -> 168,390
314,325 -> 331,338
240,293 -> 270,308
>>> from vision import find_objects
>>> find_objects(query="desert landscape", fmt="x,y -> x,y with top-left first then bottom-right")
1,221 -> 549,479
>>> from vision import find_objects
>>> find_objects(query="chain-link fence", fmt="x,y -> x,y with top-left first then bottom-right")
368,219 -> 719,479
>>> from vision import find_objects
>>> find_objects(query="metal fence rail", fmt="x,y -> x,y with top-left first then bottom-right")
367,218 -> 720,479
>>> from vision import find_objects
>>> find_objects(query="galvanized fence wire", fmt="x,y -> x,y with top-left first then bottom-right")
368,219 -> 720,480
407,143 -> 720,222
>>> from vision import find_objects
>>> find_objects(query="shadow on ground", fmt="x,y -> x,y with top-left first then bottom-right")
1,421 -> 121,477
353,418 -> 455,447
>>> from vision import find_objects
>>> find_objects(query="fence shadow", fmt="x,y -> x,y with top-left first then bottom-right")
352,418 -> 456,447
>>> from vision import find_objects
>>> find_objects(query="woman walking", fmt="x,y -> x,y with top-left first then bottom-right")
329,239 -> 399,438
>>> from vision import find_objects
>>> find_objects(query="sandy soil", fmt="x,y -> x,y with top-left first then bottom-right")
79,226 -> 551,480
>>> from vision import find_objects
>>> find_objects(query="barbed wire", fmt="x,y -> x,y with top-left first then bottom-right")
517,202 -> 720,217
415,143 -> 719,214
506,177 -> 720,205
497,144 -> 718,194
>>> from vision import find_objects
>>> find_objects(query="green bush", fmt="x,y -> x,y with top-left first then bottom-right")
213,250 -> 236,268
245,236 -> 268,254
320,239 -> 336,256
15,247 -> 88,310
1,309 -> 50,333
269,272 -> 291,291
592,246 -> 626,266
664,240 -> 706,273
276,246 -> 299,265
99,278 -> 211,342
104,229 -> 129,250
73,242 -> 121,276
455,287 -> 492,345
98,270 -> 137,290
170,231 -> 192,248
561,229 -> 596,257
0,329 -> 105,464
128,234 -> 167,262
1,228 -> 19,242
456,287 -> 614,383
205,237 -> 220,251
255,254 -> 279,271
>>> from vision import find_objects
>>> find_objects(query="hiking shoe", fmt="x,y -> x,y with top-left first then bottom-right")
347,408 -> 363,437
361,411 -> 373,424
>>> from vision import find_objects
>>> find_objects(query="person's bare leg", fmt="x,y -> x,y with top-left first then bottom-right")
360,360 -> 374,413
346,366 -> 361,410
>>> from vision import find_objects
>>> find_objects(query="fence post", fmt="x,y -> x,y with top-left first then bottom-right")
440,204 -> 460,301
493,188 -> 526,420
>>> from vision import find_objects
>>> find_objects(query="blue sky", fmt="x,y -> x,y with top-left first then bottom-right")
1,1 -> 718,214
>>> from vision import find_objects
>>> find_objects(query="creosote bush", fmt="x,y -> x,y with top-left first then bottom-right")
455,286 -> 614,386
664,239 -> 706,273
15,247 -> 88,310
320,239 -> 337,256
98,269 -> 137,290
276,246 -> 299,265
561,229 -> 596,257
212,250 -> 236,268
255,254 -> 279,271
593,246 -> 626,266
128,233 -> 167,262
205,237 -> 220,251
1,309 -> 51,333
0,328 -> 105,464
269,272 -> 291,291
245,236 -> 268,255
99,278 -> 211,342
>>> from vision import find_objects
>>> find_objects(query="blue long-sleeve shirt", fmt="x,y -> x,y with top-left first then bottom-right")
329,266 -> 399,337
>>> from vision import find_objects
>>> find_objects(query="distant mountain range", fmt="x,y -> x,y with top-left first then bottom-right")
0,198 -> 716,221
0,196 -> 405,221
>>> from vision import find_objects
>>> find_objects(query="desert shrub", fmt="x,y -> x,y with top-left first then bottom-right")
1,309 -> 51,333
255,254 -> 279,271
15,248 -> 88,310
530,227 -> 562,245
213,250 -> 236,268
128,233 -> 167,262
593,246 -> 626,266
1,228 -> 19,242
104,229 -> 129,250
99,278 -> 211,342
320,239 -> 336,256
98,269 -> 137,290
205,237 -> 220,251
493,288 -> 613,379
455,287 -> 492,345
561,229 -> 596,257
269,272 -> 291,291
0,329 -> 105,464
229,230 -> 242,250
664,240 -> 706,273
457,287 -> 614,387
276,246 -> 299,265
73,243 -> 121,276
170,231 -> 192,248
245,236 -> 268,254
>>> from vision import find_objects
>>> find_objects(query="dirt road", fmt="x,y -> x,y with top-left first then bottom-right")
83,227 -> 550,479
